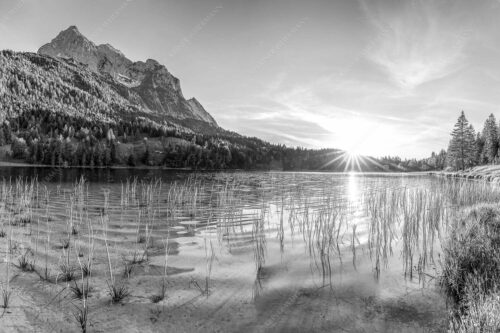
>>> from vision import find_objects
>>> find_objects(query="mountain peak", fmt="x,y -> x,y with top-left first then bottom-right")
37,26 -> 218,126
56,25 -> 88,43
38,25 -> 97,68
146,59 -> 159,66
66,25 -> 80,33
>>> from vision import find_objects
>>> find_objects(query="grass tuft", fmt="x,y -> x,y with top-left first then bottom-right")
1,289 -> 12,309
59,238 -> 70,250
18,251 -> 35,272
150,282 -> 167,303
81,262 -> 91,277
70,281 -> 90,300
73,304 -> 89,333
59,263 -> 75,282
107,281 -> 130,304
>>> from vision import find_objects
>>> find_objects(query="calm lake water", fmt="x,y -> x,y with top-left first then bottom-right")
2,168 -> 452,332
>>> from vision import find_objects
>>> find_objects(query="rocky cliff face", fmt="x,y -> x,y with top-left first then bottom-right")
187,98 -> 217,124
38,26 -> 217,126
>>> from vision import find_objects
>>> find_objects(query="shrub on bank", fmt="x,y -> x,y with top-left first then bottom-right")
441,204 -> 500,332
449,293 -> 500,332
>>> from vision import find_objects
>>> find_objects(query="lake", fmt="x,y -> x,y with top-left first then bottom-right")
2,168 -> 484,332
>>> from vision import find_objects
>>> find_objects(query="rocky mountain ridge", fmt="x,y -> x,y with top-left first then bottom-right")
38,26 -> 217,125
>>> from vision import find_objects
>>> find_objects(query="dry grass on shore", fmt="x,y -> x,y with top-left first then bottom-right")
441,204 -> 500,332
441,165 -> 500,182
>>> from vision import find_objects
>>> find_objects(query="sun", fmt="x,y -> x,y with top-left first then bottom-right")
319,149 -> 386,172
343,152 -> 363,171
343,145 -> 365,164
345,149 -> 362,158
323,117 -> 394,159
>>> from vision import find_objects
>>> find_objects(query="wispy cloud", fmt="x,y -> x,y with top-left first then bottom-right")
359,0 -> 474,90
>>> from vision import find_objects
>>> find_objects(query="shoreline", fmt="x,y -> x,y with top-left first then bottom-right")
430,165 -> 500,182
429,169 -> 500,329
0,160 -> 438,174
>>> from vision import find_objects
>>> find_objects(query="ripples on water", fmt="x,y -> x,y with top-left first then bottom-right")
2,169 -> 499,331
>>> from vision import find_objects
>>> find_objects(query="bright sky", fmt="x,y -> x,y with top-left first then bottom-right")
1,0 -> 500,158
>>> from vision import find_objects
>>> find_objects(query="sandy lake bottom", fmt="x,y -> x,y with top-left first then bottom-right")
0,170 -> 452,332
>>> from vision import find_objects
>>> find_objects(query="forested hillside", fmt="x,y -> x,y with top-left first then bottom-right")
0,50 -> 440,171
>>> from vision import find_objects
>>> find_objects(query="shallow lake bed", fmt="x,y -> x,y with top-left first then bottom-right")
0,169 -> 483,332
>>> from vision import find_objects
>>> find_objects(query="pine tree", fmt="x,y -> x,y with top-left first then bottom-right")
447,111 -> 476,170
127,154 -> 136,167
481,114 -> 499,164
142,148 -> 151,166
475,132 -> 484,165
0,128 -> 5,146
110,142 -> 117,164
465,124 -> 477,168
437,149 -> 447,170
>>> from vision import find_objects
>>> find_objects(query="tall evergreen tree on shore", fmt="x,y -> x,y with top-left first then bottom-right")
481,114 -> 499,163
447,111 -> 476,170
465,124 -> 477,167
475,132 -> 484,164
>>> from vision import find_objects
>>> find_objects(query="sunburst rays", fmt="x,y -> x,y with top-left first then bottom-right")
319,150 -> 386,172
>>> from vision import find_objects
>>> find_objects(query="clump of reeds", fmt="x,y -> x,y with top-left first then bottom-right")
441,204 -> 500,331
150,282 -> 167,304
2,215 -> 13,309
18,217 -> 32,227
59,238 -> 70,250
73,304 -> 89,333
102,215 -> 130,304
137,235 -> 146,244
122,250 -> 148,278
122,263 -> 134,279
77,262 -> 89,278
17,249 -> 35,272
107,282 -> 130,303
204,239 -> 216,295
59,262 -> 75,282
1,289 -> 12,309
151,238 -> 169,303
72,207 -> 93,333
70,281 -> 90,300
189,238 -> 216,297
